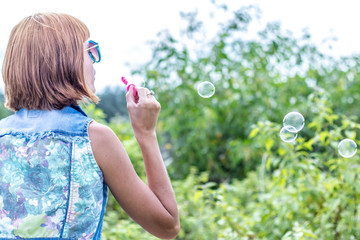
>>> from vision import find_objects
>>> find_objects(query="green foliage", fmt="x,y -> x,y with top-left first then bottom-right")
102,207 -> 159,240
81,103 -> 107,124
132,4 -> 359,181
103,93 -> 360,239
240,92 -> 360,239
96,3 -> 360,239
0,92 -> 11,119
97,86 -> 128,122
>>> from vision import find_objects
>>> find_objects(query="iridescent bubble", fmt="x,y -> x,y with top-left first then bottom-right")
197,81 -> 215,98
283,112 -> 305,133
280,125 -> 298,143
338,139 -> 357,158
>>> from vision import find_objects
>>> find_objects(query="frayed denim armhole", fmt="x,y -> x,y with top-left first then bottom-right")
85,119 -> 109,240
93,183 -> 108,240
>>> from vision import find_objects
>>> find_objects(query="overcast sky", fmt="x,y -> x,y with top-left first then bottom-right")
1,0 -> 360,93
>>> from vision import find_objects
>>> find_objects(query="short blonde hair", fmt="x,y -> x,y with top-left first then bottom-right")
2,12 -> 99,111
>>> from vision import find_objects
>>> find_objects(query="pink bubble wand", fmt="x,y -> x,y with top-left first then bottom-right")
121,76 -> 137,97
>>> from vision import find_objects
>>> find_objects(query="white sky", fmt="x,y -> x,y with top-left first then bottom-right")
1,0 -> 360,93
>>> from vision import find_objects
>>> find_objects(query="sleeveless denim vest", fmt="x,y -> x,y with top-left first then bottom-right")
0,105 -> 108,240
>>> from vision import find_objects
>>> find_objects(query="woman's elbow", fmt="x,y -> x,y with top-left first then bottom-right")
169,221 -> 181,239
158,221 -> 181,239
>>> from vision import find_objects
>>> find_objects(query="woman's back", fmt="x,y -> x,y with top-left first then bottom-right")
0,12 -> 179,239
0,105 -> 107,240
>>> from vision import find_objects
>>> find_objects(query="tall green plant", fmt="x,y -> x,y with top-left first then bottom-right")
133,4 -> 359,181
246,91 -> 360,239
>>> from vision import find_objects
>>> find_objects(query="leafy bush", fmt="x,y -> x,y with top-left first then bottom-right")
102,93 -> 360,239
85,3 -> 360,239
130,4 -> 360,183
243,91 -> 360,239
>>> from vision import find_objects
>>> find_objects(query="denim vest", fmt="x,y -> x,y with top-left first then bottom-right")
0,105 -> 108,240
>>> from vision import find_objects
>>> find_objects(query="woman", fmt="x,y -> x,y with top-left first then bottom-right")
0,13 -> 180,239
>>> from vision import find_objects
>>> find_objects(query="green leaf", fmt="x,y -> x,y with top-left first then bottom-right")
303,231 -> 318,238
303,138 -> 315,151
324,114 -> 339,124
265,138 -> 274,152
249,127 -> 260,139
319,131 -> 329,144
344,130 -> 356,139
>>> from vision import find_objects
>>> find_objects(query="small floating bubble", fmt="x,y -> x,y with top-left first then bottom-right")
197,81 -> 215,98
338,139 -> 357,158
280,125 -> 298,143
283,112 -> 305,133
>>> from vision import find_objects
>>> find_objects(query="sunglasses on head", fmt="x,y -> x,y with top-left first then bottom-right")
84,40 -> 101,63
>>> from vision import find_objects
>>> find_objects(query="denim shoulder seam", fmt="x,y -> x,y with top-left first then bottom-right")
0,131 -> 88,143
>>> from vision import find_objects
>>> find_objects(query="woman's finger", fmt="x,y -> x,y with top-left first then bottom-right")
126,85 -> 136,103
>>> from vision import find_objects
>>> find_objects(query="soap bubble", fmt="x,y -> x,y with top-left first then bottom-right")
338,139 -> 357,158
280,125 -> 298,143
283,112 -> 305,133
197,81 -> 215,98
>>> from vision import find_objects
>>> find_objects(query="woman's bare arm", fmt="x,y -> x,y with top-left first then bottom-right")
88,86 -> 180,239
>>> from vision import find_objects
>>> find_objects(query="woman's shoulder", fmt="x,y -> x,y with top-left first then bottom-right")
88,121 -> 121,154
88,121 -> 115,140
88,120 -> 125,172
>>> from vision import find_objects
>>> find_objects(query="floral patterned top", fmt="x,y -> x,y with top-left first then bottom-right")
0,105 -> 108,240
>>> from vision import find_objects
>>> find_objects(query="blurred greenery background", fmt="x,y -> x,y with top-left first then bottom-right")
2,3 -> 360,240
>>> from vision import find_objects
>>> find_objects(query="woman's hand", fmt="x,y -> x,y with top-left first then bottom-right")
126,86 -> 161,138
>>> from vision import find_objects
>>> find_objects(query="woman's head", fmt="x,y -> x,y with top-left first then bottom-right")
2,12 -> 99,111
